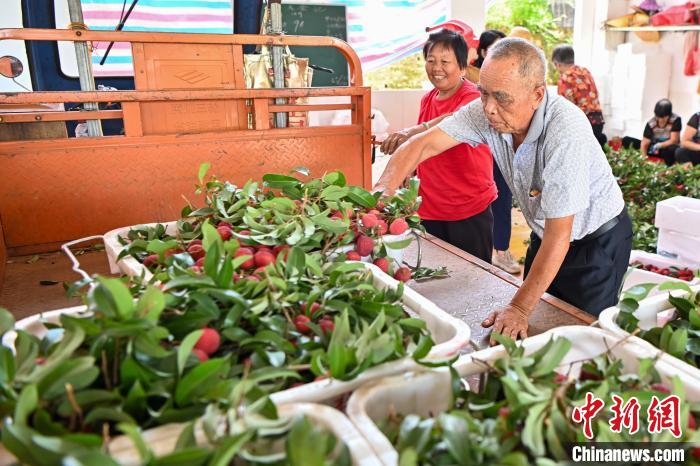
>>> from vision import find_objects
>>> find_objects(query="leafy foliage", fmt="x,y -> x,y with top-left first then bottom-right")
382,335 -> 700,465
365,53 -> 428,90
607,147 -> 700,252
616,282 -> 700,369
118,168 -> 422,276
486,0 -> 573,84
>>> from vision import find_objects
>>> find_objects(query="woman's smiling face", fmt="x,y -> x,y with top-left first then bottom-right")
425,43 -> 464,95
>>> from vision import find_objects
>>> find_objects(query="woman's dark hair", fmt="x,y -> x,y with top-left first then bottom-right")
474,29 -> 506,68
552,44 -> 575,65
422,29 -> 469,69
654,99 -> 673,118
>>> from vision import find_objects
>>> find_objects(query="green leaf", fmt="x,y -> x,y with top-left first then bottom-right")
117,423 -> 152,463
531,337 -> 572,378
521,401 -> 548,456
136,286 -> 165,323
669,295 -> 694,320
323,171 -> 346,187
198,162 -> 211,184
174,421 -> 198,451
320,185 -> 349,201
153,448 -> 211,466
175,358 -> 230,406
201,221 -> 222,255
327,311 -> 351,378
0,307 -> 15,336
22,321 -> 86,384
658,281 -> 693,294
668,327 -> 688,358
14,384 -> 38,425
147,239 -> 179,257
439,413 -> 471,464
384,237 -> 412,249
622,283 -> 658,301
310,214 -> 347,234
96,277 -> 135,320
346,186 -> 377,208
208,431 -> 254,466
178,329 -> 204,377
412,334 -> 434,361
262,174 -> 301,189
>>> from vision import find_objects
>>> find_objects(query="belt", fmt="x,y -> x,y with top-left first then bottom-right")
570,208 -> 626,247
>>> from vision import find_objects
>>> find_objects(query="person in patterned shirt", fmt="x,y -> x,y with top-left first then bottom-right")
552,45 -> 606,148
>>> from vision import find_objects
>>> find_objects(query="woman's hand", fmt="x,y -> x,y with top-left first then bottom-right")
380,129 -> 414,155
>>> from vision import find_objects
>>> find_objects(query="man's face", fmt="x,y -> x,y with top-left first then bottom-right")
478,56 -> 545,136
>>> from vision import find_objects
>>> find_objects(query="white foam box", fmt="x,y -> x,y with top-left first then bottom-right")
657,228 -> 700,268
655,196 -> 700,238
102,222 -> 415,279
346,326 -> 700,466
2,260 -> 472,406
599,284 -> 700,381
0,308 -> 382,466
623,250 -> 700,297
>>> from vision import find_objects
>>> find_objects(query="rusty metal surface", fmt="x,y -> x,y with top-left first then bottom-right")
402,235 -> 593,350
0,29 -> 363,87
0,126 -> 370,254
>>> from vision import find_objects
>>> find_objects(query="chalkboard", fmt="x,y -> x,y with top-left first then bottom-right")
282,3 -> 348,87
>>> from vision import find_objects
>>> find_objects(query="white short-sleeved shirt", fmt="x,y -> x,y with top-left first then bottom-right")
438,90 -> 624,241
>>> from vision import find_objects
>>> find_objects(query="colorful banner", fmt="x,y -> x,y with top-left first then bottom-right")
75,0 -> 449,76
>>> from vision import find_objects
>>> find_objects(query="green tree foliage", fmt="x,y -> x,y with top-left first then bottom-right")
486,0 -> 573,84
364,53 -> 427,90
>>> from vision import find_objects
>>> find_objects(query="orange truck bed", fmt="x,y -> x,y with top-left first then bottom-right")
0,29 -> 372,290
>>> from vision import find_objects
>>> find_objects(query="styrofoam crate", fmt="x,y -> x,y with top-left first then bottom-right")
100,223 -> 472,402
599,284 -> 700,380
655,196 -> 700,238
103,222 -> 417,279
657,228 -> 700,268
2,261 -> 471,407
346,326 -> 700,466
107,403 -> 382,466
0,309 -> 382,466
623,250 -> 700,297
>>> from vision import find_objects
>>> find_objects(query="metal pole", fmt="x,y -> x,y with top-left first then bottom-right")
269,0 -> 287,128
67,0 -> 103,137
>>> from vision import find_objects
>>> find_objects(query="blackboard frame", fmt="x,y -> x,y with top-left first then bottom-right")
281,2 -> 349,87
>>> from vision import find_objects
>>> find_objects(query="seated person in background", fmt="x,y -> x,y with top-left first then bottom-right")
380,29 -> 497,263
640,99 -> 681,165
552,45 -> 606,148
675,110 -> 700,165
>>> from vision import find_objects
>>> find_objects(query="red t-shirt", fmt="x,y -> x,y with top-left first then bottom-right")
416,80 -> 496,221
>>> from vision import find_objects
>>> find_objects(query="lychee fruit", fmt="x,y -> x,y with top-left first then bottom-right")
389,218 -> 409,236
394,267 -> 412,282
194,328 -> 221,355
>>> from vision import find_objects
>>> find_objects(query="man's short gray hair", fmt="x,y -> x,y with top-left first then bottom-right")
487,37 -> 547,86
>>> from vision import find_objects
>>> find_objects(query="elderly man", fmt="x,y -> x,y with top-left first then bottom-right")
374,38 -> 632,342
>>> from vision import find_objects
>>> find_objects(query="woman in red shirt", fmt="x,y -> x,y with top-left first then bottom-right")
381,29 -> 496,262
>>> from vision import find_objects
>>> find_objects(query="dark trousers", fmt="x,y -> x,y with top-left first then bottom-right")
654,144 -> 679,166
675,146 -> 700,165
592,123 -> 607,149
423,206 -> 493,264
524,210 -> 632,317
491,163 -> 512,251
622,136 -> 641,150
